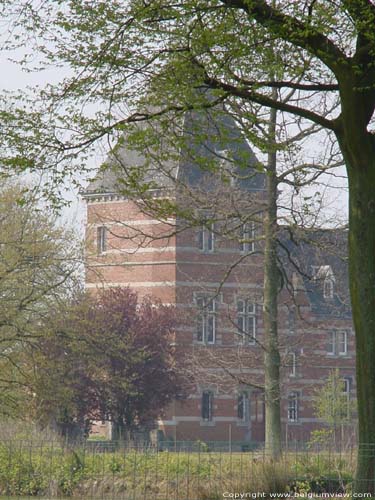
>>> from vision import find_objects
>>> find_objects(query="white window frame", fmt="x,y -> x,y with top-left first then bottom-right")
237,299 -> 256,344
198,222 -> 215,253
328,330 -> 348,356
196,296 -> 217,344
289,352 -> 297,377
217,148 -> 236,187
239,222 -> 255,253
338,331 -> 348,355
288,392 -> 299,422
97,226 -> 107,254
342,378 -> 350,396
323,277 -> 334,298
237,391 -> 250,422
327,331 -> 335,355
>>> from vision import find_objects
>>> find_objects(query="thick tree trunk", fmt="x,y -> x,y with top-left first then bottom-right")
112,416 -> 127,442
334,71 -> 375,493
346,160 -> 375,495
263,101 -> 282,460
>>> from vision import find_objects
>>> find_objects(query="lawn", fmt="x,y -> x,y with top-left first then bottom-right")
0,442 -> 358,499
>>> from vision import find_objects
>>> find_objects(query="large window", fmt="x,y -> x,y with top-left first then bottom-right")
288,392 -> 299,422
196,297 -> 216,344
237,299 -> 256,344
328,330 -> 348,356
198,221 -> 215,253
237,391 -> 250,422
97,226 -> 107,254
239,222 -> 255,253
201,391 -> 213,421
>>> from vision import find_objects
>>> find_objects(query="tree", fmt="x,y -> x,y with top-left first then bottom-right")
28,296 -> 98,439
263,92 -> 282,459
0,182 -> 79,417
313,369 -> 355,448
32,288 -> 186,440
2,0 -> 375,491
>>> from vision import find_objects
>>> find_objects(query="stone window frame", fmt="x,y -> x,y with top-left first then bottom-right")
236,298 -> 257,345
194,294 -> 218,345
327,330 -> 348,356
97,226 -> 107,254
287,392 -> 299,423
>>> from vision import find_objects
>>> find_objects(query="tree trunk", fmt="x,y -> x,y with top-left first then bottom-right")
112,416 -> 127,443
263,98 -> 282,460
346,159 -> 375,495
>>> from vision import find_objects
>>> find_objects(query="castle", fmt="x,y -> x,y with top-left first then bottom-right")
82,106 -> 355,446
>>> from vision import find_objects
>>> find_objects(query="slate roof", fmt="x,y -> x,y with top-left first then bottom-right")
85,147 -> 147,194
83,107 -> 265,196
279,228 -> 351,320
177,108 -> 265,191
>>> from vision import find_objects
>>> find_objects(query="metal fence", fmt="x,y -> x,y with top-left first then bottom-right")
0,439 -> 371,499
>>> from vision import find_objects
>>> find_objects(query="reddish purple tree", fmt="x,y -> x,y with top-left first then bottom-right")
77,288 -> 185,439
32,288 -> 185,440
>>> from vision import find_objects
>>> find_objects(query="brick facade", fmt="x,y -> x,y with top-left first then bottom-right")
84,195 -> 355,446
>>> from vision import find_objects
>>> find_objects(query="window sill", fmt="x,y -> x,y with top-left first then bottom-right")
236,421 -> 250,427
200,420 -> 215,427
326,354 -> 349,358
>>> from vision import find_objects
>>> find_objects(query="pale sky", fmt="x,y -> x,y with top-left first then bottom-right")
0,48 -> 88,232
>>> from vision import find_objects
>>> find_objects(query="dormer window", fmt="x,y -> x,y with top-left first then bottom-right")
217,149 -> 236,186
198,223 -> 215,252
312,265 -> 335,299
323,277 -> 334,299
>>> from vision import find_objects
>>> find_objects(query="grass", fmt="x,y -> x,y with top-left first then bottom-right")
0,441 -> 359,499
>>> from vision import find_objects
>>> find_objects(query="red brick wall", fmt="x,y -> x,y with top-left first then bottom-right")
84,195 -> 355,445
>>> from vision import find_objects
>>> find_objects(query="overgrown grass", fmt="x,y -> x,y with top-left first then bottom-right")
0,441 -> 357,499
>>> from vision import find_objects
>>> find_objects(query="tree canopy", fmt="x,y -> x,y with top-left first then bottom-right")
0,182 -> 79,417
32,288 -> 186,440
